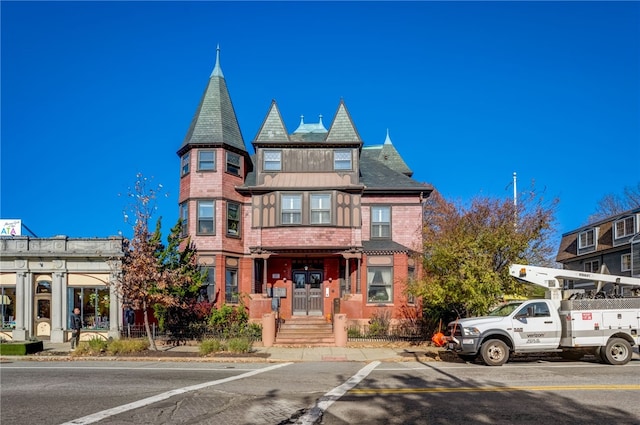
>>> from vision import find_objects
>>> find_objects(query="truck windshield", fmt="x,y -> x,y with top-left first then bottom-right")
488,303 -> 522,317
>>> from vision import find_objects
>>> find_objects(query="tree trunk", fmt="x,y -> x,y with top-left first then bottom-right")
142,299 -> 157,351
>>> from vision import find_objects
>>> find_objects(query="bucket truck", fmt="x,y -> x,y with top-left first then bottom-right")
445,264 -> 640,366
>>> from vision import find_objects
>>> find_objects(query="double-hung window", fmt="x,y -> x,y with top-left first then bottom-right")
181,153 -> 190,176
371,206 -> 391,238
264,150 -> 281,171
334,149 -> 352,170
282,194 -> 302,224
584,260 -> 600,273
197,200 -> 214,234
226,152 -> 241,176
311,194 -> 331,224
179,202 -> 189,237
621,254 -> 632,272
198,150 -> 215,171
227,202 -> 240,236
578,229 -> 595,249
225,266 -> 238,304
615,217 -> 636,239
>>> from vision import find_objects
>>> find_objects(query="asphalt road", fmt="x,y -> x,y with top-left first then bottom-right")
1,357 -> 639,425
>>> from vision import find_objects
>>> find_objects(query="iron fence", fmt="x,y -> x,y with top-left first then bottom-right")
347,323 -> 430,342
119,324 -> 260,344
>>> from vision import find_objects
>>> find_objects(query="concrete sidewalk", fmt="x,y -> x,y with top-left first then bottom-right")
3,341 -> 444,363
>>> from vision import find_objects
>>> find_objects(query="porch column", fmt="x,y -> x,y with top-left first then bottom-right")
108,273 -> 121,340
50,272 -> 65,343
345,258 -> 351,294
263,257 -> 268,295
12,272 -> 29,341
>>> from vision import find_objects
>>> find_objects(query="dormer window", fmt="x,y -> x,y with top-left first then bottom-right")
578,229 -> 596,249
334,150 -> 352,171
264,150 -> 281,171
614,216 -> 636,239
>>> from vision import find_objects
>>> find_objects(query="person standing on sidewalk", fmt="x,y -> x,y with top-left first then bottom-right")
70,307 -> 82,349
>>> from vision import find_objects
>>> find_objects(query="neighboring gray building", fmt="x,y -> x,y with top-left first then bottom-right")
556,207 -> 640,289
0,236 -> 124,342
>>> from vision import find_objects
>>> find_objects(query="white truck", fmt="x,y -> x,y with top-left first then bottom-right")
445,264 -> 640,366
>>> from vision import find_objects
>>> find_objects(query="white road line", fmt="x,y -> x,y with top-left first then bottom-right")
295,361 -> 380,425
59,362 -> 292,425
3,366 -> 259,372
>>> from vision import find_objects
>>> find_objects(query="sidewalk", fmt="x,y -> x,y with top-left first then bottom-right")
3,341 -> 445,363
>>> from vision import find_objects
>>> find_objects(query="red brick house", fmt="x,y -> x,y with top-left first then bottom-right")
176,48 -> 433,325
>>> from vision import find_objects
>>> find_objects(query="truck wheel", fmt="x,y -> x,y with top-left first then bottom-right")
603,338 -> 632,365
480,339 -> 509,366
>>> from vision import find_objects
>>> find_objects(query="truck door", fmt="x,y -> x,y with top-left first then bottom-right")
511,301 -> 561,351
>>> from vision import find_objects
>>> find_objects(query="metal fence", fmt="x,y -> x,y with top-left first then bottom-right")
119,324 -> 260,344
346,323 -> 430,342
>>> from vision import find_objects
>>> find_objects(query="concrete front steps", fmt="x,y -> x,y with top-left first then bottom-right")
274,315 -> 336,346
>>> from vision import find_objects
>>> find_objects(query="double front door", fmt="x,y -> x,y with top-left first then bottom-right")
292,270 -> 323,316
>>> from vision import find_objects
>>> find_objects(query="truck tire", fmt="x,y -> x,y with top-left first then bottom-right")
480,339 -> 509,366
602,338 -> 632,366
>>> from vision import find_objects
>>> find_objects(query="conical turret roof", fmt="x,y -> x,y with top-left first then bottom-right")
178,46 -> 247,154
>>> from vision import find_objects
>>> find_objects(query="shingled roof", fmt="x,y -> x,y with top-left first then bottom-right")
361,130 -> 413,177
178,46 -> 247,155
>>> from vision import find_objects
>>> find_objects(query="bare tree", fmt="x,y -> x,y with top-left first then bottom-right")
588,182 -> 640,223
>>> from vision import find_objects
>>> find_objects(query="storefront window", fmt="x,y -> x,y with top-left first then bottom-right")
0,287 -> 16,329
68,287 -> 110,330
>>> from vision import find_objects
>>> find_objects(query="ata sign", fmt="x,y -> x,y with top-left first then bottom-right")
0,219 -> 21,236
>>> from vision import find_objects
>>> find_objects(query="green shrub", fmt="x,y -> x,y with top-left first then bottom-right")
199,338 -> 225,355
368,309 -> 391,337
106,338 -> 149,355
227,337 -> 252,353
73,337 -> 108,356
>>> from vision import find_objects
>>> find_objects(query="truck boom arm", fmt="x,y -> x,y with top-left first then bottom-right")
509,264 -> 640,289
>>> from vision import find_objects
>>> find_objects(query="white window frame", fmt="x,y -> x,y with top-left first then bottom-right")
371,206 -> 391,238
197,200 -> 214,235
614,216 -> 636,239
281,194 -> 302,225
263,150 -> 282,171
578,229 -> 596,249
198,150 -> 216,171
310,194 -> 331,224
179,202 -> 189,237
334,149 -> 352,171
621,253 -> 632,272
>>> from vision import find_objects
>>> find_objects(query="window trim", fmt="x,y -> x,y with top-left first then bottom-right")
367,265 -> 393,304
226,201 -> 241,237
263,150 -> 282,171
281,194 -> 302,225
225,265 -> 239,304
310,193 -> 331,225
371,205 -> 391,239
226,152 -> 241,176
179,202 -> 189,237
584,259 -> 600,273
614,216 -> 636,239
196,200 -> 215,235
197,150 -> 216,171
578,229 -> 596,249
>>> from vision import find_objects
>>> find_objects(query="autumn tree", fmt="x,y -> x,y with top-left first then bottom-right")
117,173 -> 200,350
587,182 -> 640,223
412,189 -> 557,320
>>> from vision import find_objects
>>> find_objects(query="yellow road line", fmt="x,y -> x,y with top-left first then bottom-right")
350,385 -> 640,395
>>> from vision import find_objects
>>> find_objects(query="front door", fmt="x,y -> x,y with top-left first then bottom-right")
292,270 -> 323,316
34,280 -> 52,339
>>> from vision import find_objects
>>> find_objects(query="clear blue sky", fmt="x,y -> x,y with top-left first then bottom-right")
2,1 -> 639,243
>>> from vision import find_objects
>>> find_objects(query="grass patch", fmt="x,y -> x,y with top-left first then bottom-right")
199,338 -> 225,355
0,340 -> 44,355
227,337 -> 252,353
106,338 -> 149,355
199,337 -> 253,356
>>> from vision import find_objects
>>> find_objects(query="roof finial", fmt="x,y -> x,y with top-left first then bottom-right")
211,44 -> 224,78
318,114 -> 323,126
299,115 -> 305,125
384,128 -> 392,145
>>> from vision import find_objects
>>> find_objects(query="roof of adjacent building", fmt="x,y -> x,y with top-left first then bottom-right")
362,239 -> 413,254
178,46 -> 248,155
361,129 -> 413,177
556,206 -> 640,262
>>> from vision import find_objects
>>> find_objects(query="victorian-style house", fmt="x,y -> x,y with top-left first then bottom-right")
176,49 -> 433,325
